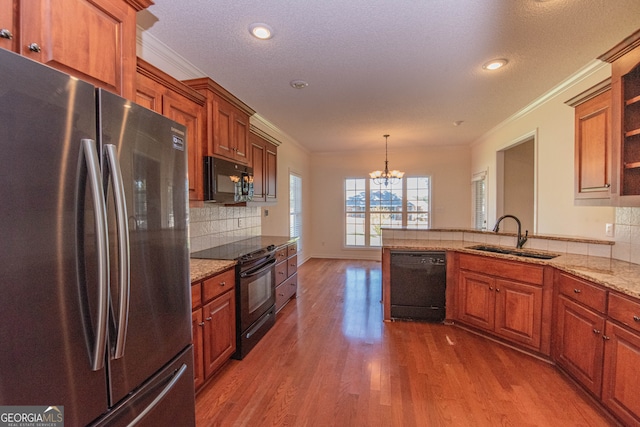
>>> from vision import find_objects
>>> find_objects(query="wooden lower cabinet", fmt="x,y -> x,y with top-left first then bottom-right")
602,293 -> 640,427
456,254 -> 548,353
202,290 -> 236,378
191,268 -> 236,391
275,242 -> 298,312
554,295 -> 606,395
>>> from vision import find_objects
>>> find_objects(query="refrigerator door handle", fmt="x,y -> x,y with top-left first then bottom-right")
126,363 -> 188,427
104,144 -> 131,359
81,139 -> 110,371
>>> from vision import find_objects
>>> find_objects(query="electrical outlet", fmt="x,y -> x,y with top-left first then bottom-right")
605,223 -> 614,237
238,218 -> 244,228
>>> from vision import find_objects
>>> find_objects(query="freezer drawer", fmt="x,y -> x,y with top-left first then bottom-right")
90,346 -> 196,427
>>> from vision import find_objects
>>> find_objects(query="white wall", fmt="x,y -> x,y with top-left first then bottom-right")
471,61 -> 615,240
309,145 -> 471,260
254,118 -> 312,264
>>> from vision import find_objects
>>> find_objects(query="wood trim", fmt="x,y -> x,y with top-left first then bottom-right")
183,77 -> 256,116
249,124 -> 282,147
123,0 -> 154,11
565,78 -> 612,107
136,58 -> 206,106
598,29 -> 640,63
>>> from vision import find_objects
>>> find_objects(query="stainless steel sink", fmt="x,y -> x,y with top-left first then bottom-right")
468,245 -> 559,260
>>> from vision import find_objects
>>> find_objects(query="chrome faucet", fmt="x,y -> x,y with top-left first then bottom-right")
492,214 -> 528,249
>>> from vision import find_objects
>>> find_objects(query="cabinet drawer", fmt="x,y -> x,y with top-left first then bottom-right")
288,255 -> 298,277
203,268 -> 235,303
287,243 -> 297,257
608,292 -> 640,333
556,272 -> 607,313
458,253 -> 544,285
276,274 -> 297,312
275,260 -> 287,285
191,282 -> 202,310
275,247 -> 288,263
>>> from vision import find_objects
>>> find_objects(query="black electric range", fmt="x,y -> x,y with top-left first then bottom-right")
190,236 -> 294,261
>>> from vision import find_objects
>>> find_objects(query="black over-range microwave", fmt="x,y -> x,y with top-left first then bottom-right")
203,156 -> 254,203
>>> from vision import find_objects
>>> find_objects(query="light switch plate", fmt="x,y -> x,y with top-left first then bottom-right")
605,223 -> 614,237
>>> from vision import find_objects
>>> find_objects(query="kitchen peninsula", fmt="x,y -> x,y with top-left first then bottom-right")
382,228 -> 640,427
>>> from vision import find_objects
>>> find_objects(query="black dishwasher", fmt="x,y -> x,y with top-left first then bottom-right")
390,251 -> 446,321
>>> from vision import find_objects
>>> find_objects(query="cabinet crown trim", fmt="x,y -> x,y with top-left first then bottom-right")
125,0 -> 154,11
250,125 -> 282,147
183,77 -> 256,116
598,29 -> 640,63
565,78 -> 611,107
137,58 -> 206,105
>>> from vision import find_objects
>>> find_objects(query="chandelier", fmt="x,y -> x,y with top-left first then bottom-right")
369,134 -> 404,186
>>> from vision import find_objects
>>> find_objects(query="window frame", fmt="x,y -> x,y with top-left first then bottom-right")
344,175 -> 431,248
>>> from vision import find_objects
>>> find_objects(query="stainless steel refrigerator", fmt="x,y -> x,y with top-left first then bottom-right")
0,49 -> 195,426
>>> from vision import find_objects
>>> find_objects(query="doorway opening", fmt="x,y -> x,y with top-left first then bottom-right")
496,133 -> 536,234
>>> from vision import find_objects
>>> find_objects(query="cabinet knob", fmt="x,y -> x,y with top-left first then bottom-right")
496,288 -> 500,292
593,329 -> 601,335
278,271 -> 285,275
633,315 -> 640,322
0,29 -> 13,40
198,322 -> 205,327
489,286 -> 494,291
602,335 -> 610,341
28,43 -> 41,53
206,316 -> 212,321
219,281 -> 226,287
573,289 -> 582,294
278,293 -> 284,296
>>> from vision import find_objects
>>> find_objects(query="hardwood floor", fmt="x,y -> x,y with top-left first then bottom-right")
195,259 -> 616,426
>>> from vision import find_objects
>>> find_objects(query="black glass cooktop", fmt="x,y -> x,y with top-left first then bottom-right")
191,236 -> 294,260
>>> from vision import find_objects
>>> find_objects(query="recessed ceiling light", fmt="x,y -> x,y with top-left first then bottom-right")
249,23 -> 273,40
482,58 -> 508,71
290,80 -> 309,89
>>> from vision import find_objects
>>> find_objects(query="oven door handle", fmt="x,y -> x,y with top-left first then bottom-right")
240,258 -> 277,278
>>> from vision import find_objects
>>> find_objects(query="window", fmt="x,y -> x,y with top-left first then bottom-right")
289,173 -> 302,249
345,176 -> 431,247
472,171 -> 487,230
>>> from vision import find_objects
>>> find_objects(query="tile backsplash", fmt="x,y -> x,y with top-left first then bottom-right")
613,207 -> 640,264
189,205 -> 261,252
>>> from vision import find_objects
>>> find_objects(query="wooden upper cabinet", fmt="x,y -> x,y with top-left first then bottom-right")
184,77 -> 255,165
249,129 -> 278,203
0,1 -> 17,52
136,58 -> 206,201
11,0 -> 150,100
599,29 -> 640,206
567,82 -> 613,204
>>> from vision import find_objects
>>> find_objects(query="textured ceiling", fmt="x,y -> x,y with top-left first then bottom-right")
140,0 -> 640,152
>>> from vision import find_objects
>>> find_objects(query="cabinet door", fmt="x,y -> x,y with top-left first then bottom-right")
192,309 -> 205,390
233,112 -> 249,163
458,270 -> 495,331
602,321 -> 640,426
0,0 -> 16,52
574,90 -> 612,200
213,96 -> 234,159
203,290 -> 236,378
135,71 -> 164,113
554,295 -> 605,396
21,0 -> 137,99
265,144 -> 277,201
249,138 -> 266,200
163,90 -> 204,201
494,279 -> 543,350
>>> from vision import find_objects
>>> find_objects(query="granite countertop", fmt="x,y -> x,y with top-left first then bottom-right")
384,238 -> 640,299
190,259 -> 237,283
